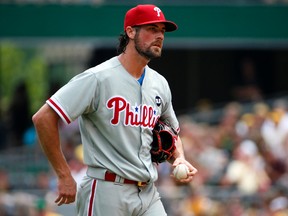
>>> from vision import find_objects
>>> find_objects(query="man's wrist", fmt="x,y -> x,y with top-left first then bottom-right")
168,151 -> 185,163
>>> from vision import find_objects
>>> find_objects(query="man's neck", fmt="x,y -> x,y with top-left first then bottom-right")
118,50 -> 149,79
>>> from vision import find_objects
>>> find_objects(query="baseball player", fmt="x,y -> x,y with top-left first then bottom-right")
32,4 -> 197,216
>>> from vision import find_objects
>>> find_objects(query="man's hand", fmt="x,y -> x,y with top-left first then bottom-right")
172,157 -> 197,184
55,175 -> 77,206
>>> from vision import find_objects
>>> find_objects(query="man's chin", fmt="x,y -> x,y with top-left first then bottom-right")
150,49 -> 162,58
143,53 -> 161,60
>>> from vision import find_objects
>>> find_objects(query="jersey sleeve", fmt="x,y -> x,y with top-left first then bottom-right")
47,70 -> 98,124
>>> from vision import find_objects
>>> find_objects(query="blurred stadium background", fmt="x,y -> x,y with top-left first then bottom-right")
1,0 -> 288,215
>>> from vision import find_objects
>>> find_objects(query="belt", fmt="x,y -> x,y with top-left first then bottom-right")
104,171 -> 147,187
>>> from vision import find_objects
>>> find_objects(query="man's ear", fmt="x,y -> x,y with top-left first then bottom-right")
126,26 -> 137,39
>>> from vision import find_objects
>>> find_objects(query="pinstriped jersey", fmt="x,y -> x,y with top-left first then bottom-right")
47,56 -> 179,182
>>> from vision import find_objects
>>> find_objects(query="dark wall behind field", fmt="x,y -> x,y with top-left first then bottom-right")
149,49 -> 288,114
88,48 -> 288,114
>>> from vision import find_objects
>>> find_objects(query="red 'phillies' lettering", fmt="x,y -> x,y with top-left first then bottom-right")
106,96 -> 126,125
106,96 -> 159,128
125,103 -> 141,126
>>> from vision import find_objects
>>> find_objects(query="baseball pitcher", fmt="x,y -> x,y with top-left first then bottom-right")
33,4 -> 197,216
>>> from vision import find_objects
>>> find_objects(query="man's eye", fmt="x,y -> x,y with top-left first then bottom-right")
146,26 -> 165,34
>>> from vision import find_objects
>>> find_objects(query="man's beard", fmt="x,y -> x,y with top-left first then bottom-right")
134,36 -> 162,60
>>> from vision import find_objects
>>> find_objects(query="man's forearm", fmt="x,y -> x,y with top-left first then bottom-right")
33,104 -> 72,179
168,136 -> 185,163
33,104 -> 77,206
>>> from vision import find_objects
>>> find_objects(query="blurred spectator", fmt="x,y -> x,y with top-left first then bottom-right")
260,99 -> 288,161
36,172 -> 53,192
177,117 -> 206,184
6,81 -> 32,148
266,159 -> 288,191
179,188 -> 221,216
235,102 -> 269,141
193,99 -> 214,123
221,139 -> 271,195
194,126 -> 229,185
0,169 -> 10,192
269,196 -> 288,216
0,191 -> 37,216
223,198 -> 245,216
216,102 -> 242,157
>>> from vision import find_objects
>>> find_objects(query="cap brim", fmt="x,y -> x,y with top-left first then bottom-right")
133,20 -> 178,32
163,21 -> 178,32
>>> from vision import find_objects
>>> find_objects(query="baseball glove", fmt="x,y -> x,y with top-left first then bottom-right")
150,120 -> 178,164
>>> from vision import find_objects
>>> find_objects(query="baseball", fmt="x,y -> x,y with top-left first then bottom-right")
173,164 -> 189,180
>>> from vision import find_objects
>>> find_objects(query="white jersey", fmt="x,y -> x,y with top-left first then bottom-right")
47,56 -> 179,183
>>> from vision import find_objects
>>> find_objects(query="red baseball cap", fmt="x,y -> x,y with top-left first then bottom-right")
124,4 -> 178,32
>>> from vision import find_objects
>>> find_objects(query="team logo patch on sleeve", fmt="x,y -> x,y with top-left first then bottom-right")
155,96 -> 162,107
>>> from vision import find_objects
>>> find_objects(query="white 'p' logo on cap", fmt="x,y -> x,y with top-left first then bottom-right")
154,7 -> 161,17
